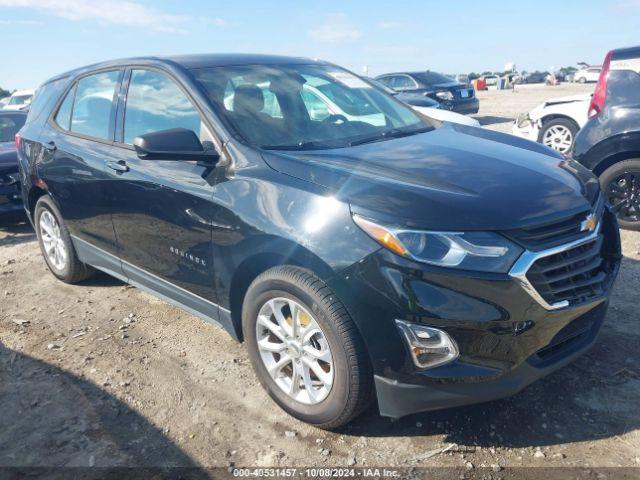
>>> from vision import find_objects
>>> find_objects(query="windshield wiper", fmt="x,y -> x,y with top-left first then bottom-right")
348,126 -> 432,147
261,141 -> 335,151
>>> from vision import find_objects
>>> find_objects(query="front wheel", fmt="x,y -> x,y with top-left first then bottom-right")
600,160 -> 640,230
538,118 -> 579,153
242,266 -> 372,429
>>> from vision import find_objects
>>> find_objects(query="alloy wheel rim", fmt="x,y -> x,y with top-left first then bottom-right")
542,125 -> 573,153
255,297 -> 334,405
39,210 -> 67,271
607,171 -> 640,222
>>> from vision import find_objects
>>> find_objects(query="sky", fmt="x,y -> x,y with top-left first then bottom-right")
1,0 -> 639,90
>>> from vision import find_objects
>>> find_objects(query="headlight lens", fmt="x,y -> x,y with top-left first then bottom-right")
353,215 -> 523,273
516,113 -> 532,128
435,90 -> 454,101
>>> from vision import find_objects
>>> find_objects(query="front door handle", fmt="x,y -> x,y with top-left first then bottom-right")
107,160 -> 129,173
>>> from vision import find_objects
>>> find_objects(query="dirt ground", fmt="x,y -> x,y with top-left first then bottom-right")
1,83 -> 640,474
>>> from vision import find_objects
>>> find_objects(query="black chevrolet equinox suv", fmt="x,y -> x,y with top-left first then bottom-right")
17,55 -> 621,428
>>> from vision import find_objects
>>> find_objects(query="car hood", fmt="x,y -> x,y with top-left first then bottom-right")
0,141 -> 15,153
543,94 -> 592,107
261,123 -> 599,231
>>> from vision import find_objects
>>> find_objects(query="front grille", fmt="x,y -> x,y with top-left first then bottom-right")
525,233 -> 612,306
530,302 -> 606,366
506,196 -> 605,251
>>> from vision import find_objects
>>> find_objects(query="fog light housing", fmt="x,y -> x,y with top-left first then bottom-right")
395,319 -> 459,369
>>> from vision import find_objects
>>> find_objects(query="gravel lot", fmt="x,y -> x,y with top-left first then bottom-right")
1,83 -> 639,473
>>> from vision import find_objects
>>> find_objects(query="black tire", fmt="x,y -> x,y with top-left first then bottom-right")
537,117 -> 579,153
34,196 -> 95,283
599,159 -> 640,231
242,266 -> 372,429
577,77 -> 587,84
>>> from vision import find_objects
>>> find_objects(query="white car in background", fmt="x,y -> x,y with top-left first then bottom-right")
512,94 -> 590,153
2,89 -> 35,110
409,104 -> 480,127
574,67 -> 601,83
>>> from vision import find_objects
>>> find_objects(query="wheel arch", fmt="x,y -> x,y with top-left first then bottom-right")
593,151 -> 640,176
27,185 -> 48,218
539,114 -> 580,130
227,238 -> 336,342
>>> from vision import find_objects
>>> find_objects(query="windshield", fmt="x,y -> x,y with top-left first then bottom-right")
0,114 -> 25,142
8,95 -> 32,106
193,64 -> 431,150
413,72 -> 454,85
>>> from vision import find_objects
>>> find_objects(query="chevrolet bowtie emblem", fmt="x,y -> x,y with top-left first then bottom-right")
580,213 -> 597,232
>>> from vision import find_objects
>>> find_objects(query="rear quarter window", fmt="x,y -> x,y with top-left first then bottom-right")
25,77 -> 70,126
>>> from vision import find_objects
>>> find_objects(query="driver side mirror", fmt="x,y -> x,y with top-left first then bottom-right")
133,128 -> 219,167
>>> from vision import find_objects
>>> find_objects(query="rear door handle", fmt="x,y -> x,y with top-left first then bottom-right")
43,141 -> 56,152
107,160 -> 129,173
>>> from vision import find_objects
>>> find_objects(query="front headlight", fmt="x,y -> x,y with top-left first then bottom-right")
516,113 -> 532,128
435,90 -> 454,101
353,215 -> 523,273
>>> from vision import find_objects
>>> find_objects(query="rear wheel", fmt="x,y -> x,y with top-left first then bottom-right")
577,77 -> 587,84
242,266 -> 372,429
600,159 -> 640,230
538,118 -> 578,154
34,196 -> 95,282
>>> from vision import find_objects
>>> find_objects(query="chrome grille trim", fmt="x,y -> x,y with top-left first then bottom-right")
509,222 -> 602,310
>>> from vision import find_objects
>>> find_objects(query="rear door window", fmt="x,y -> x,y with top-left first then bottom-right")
70,71 -> 119,140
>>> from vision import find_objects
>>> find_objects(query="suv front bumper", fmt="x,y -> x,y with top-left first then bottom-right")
329,208 -> 621,418
374,300 -> 607,417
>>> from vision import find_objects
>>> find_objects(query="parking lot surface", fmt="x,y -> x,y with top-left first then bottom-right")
1,83 -> 639,471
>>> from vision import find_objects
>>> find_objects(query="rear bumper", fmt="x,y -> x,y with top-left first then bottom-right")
451,98 -> 479,114
375,300 -> 607,418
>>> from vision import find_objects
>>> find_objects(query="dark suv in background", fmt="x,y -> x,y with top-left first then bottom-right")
375,71 -> 479,114
17,54 -> 620,428
0,110 -> 27,220
573,45 -> 640,230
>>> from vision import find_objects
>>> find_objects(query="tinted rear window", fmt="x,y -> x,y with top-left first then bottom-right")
413,72 -> 454,85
